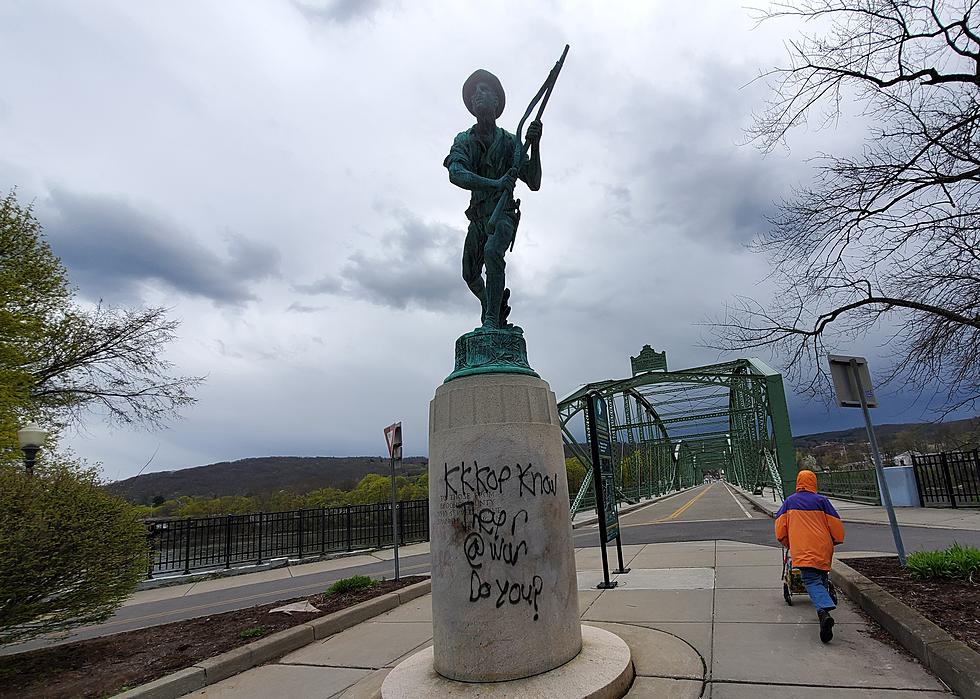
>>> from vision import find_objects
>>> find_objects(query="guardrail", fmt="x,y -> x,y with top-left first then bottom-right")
912,450 -> 980,508
146,499 -> 429,577
815,468 -> 880,505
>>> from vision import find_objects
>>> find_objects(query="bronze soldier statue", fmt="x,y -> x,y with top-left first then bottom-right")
444,70 -> 543,330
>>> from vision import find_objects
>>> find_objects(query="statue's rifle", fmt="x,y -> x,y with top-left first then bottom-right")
487,44 -> 570,250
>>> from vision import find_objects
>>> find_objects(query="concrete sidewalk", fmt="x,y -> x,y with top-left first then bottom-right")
185,540 -> 953,698
736,485 -> 980,531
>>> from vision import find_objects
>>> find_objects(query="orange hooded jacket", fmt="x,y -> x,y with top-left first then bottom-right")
774,470 -> 845,570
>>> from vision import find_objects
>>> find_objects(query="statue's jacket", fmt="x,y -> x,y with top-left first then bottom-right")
444,125 -> 531,225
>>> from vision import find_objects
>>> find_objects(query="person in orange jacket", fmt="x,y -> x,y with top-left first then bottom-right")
775,469 -> 845,642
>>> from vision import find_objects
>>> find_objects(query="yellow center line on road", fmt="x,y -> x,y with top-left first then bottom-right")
656,483 -> 714,522
613,515 -> 759,530
87,563 -> 433,632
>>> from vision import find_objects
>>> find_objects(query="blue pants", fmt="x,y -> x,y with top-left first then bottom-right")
800,567 -> 836,611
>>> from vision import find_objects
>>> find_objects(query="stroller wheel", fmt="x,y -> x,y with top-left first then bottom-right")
783,583 -> 793,605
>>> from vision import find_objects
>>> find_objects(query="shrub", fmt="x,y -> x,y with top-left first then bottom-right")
906,543 -> 980,580
0,459 -> 150,644
326,575 -> 376,595
238,625 -> 268,639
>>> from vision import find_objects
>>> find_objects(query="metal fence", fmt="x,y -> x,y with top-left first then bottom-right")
815,468 -> 881,505
912,450 -> 980,508
146,500 -> 429,577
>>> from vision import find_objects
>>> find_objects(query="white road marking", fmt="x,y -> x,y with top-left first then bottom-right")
724,483 -> 754,519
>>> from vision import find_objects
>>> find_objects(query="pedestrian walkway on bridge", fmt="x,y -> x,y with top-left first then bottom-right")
185,538 -> 951,698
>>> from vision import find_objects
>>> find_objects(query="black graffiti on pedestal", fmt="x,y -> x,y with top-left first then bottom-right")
443,461 -> 558,500
469,570 -> 544,621
444,461 -> 560,622
457,502 -> 542,620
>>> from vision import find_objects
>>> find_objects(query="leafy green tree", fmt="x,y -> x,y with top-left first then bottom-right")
0,189 -> 198,643
0,192 -> 70,460
565,457 -> 586,497
0,458 -> 150,644
306,487 -> 349,509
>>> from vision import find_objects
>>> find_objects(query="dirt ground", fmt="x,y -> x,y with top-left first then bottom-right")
0,576 -> 426,699
846,556 -> 979,653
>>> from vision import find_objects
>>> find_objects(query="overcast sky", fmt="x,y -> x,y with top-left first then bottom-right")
2,1 -> 966,481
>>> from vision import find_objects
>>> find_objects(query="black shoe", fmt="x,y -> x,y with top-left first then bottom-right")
500,288 -> 511,326
818,609 -> 835,643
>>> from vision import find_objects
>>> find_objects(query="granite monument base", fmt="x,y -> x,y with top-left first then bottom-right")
380,624 -> 634,698
426,373 -> 581,680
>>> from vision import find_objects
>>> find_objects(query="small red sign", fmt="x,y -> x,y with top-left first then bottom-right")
384,422 -> 402,459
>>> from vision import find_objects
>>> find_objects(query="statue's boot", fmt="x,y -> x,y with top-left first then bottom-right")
499,288 -> 511,327
482,273 -> 504,329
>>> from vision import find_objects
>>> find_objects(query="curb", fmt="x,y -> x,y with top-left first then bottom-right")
831,560 -> 980,699
571,489 -> 691,529
114,578 -> 432,699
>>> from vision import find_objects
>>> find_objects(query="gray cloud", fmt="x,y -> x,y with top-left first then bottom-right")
618,65 -> 789,247
296,213 -> 466,311
293,0 -> 387,24
286,302 -> 326,313
293,276 -> 343,294
42,189 -> 280,305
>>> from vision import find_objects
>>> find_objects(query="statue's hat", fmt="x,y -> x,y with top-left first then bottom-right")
462,69 -> 505,119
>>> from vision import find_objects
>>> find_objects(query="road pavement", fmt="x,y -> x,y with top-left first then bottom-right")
4,481 -> 978,657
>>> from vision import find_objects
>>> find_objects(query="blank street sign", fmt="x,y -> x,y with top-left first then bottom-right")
827,355 -> 877,408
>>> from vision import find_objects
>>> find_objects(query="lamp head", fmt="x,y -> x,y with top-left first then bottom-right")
18,422 -> 48,450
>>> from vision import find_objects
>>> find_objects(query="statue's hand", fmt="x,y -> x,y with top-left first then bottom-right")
526,120 -> 543,144
496,167 -> 518,191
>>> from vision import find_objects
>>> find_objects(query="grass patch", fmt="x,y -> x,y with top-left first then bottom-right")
237,625 -> 268,639
326,575 -> 377,595
906,543 -> 980,580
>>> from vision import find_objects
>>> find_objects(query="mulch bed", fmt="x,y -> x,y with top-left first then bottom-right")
846,556 -> 979,653
0,575 -> 426,699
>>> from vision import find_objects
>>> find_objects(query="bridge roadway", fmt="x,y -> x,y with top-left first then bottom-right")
5,481 -> 980,655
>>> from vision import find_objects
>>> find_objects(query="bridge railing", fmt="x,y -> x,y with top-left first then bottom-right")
815,468 -> 880,505
146,499 -> 429,578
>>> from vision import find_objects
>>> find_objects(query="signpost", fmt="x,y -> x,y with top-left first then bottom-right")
586,392 -> 629,589
827,355 -> 907,565
384,421 -> 403,580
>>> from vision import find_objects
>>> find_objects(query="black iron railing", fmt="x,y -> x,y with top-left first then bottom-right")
912,450 -> 980,508
146,499 -> 429,577
815,468 -> 881,505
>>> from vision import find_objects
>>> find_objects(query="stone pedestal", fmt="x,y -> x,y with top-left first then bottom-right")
381,372 -> 632,699
426,373 -> 582,681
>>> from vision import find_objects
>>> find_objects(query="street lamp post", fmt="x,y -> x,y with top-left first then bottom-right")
17,422 -> 48,477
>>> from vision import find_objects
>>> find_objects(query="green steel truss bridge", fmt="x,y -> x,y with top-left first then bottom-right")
558,346 -> 796,518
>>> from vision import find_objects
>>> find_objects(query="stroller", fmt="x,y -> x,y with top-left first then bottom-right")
781,548 -> 838,606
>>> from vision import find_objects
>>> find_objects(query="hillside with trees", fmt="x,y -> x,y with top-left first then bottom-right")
794,417 -> 980,471
106,455 -> 428,505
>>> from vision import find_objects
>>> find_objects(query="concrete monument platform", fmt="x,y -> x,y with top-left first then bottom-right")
379,369 -> 638,697
380,624 -> 634,698
426,373 -> 583,682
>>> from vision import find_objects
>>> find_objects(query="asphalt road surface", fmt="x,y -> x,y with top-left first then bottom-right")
6,481 -> 978,655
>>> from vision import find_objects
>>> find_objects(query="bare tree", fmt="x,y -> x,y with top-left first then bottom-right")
1,191 -> 201,449
712,1 -> 980,413
29,304 -> 202,429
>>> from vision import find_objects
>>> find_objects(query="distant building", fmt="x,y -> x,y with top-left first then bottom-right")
893,450 -> 923,467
